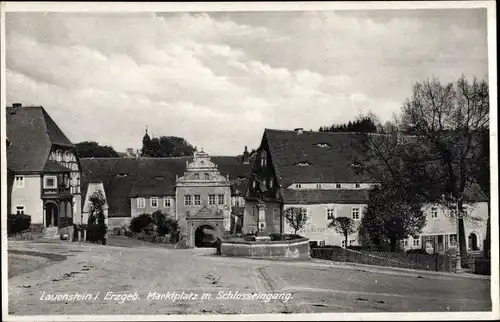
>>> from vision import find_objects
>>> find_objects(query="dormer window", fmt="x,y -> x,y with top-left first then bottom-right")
14,175 -> 25,188
116,173 -> 128,178
269,178 -> 274,188
296,162 -> 311,167
316,184 -> 322,189
316,143 -> 331,148
336,183 -> 342,189
261,151 -> 267,167
355,183 -> 360,188
295,184 -> 302,189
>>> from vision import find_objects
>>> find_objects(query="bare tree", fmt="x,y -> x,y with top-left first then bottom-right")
284,207 -> 308,235
328,216 -> 356,248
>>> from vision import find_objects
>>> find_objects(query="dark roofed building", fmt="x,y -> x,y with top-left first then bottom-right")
6,103 -> 82,237
243,128 -> 490,253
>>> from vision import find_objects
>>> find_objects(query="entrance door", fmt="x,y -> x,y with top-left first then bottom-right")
468,233 -> 479,251
45,203 -> 58,227
194,225 -> 218,247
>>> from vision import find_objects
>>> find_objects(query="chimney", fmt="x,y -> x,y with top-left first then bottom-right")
12,103 -> 22,108
294,128 -> 304,135
242,145 -> 250,164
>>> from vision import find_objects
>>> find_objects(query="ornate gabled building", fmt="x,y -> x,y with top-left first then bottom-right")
6,103 -> 82,237
80,145 -> 254,247
244,128 -> 488,253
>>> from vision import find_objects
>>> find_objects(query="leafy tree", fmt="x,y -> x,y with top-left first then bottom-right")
284,207 -> 308,235
361,184 -> 426,252
87,190 -> 108,244
328,216 -> 356,248
76,141 -> 119,158
141,135 -> 196,157
129,213 -> 154,233
319,112 -> 380,133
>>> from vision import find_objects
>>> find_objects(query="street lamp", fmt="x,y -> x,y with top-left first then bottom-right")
441,192 -> 464,273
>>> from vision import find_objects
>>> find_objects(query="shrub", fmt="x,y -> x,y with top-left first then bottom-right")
130,213 -> 153,233
86,223 -> 107,243
7,214 -> 31,235
406,248 -> 428,255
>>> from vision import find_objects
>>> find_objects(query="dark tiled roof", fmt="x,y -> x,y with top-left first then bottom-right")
81,156 -> 253,217
6,105 -> 74,172
44,160 -> 72,172
264,129 -> 374,188
282,189 -> 370,205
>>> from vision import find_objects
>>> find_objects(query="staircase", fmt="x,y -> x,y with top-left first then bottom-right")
43,226 -> 59,239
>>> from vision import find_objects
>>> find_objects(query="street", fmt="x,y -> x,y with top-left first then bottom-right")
7,237 -> 491,315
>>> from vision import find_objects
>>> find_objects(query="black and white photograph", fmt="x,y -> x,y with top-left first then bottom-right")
1,1 -> 497,320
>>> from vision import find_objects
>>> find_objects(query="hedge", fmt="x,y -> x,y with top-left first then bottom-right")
7,214 -> 31,235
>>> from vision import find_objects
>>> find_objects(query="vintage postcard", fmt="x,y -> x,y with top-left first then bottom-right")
1,1 -> 498,321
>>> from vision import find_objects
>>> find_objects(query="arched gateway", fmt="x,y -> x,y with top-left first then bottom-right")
194,224 -> 218,247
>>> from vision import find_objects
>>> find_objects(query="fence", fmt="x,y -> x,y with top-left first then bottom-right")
311,247 -> 455,272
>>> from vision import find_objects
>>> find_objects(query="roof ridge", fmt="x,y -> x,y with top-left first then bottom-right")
264,128 -> 373,135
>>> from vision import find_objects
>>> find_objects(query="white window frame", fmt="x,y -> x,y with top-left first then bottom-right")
402,239 -> 409,247
316,183 -> 322,189
209,194 -> 216,205
16,205 -> 25,215
14,175 -> 25,188
234,197 -> 240,207
164,197 -> 171,207
413,237 -> 420,247
351,207 -> 360,220
217,194 -> 225,205
431,207 -> 438,218
151,197 -> 158,208
341,240 -> 346,248
326,208 -> 335,220
44,175 -> 57,189
185,195 -> 192,206
449,234 -> 458,247
194,195 -> 201,206
137,197 -> 146,208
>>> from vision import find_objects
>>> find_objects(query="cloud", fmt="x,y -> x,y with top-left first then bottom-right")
5,9 -> 488,155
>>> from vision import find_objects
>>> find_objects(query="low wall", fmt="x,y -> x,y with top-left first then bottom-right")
221,237 -> 310,260
311,247 -> 455,272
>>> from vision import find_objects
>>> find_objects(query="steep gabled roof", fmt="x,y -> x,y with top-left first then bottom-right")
6,105 -> 75,172
264,129 -> 374,188
80,156 -> 254,217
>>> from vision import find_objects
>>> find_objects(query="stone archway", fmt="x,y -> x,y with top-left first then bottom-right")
194,224 -> 218,248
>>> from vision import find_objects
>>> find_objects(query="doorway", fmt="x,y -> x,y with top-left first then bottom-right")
45,202 -> 58,227
194,225 -> 218,247
468,233 -> 479,251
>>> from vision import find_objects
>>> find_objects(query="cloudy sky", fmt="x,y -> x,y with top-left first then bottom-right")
5,9 -> 488,155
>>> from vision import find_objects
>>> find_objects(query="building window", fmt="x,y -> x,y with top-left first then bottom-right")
137,198 -> 145,208
431,207 -> 438,218
316,184 -> 322,189
205,173 -> 210,180
194,173 -> 199,180
261,151 -> 267,167
64,151 -> 71,162
209,195 -> 216,205
151,197 -> 158,208
164,197 -> 171,207
263,179 -> 267,187
194,195 -> 201,206
185,195 -> 192,206
341,240 -> 346,248
355,183 -> 360,188
413,236 -> 420,247
326,208 -> 335,220
402,239 -> 409,247
14,175 -> 24,188
352,207 -> 360,220
336,183 -> 342,189
16,206 -> 25,215
295,184 -> 302,189
56,151 -> 63,162
319,240 -> 326,247
252,180 -> 256,189
450,234 -> 458,247
217,194 -> 225,205
44,176 -> 57,189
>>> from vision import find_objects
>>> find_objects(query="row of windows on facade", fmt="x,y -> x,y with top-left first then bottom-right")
325,207 -> 361,221
136,194 -> 232,208
14,175 -> 81,193
295,183 -> 362,189
54,150 -> 74,163
14,203 -> 76,216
